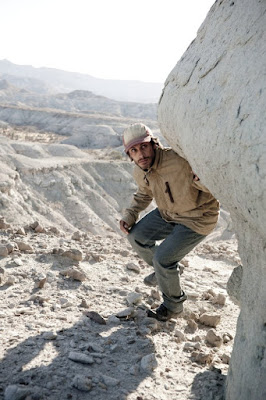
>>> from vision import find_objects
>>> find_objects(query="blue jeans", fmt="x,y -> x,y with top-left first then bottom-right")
128,208 -> 206,312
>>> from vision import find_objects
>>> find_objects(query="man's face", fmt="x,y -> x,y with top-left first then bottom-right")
128,142 -> 156,170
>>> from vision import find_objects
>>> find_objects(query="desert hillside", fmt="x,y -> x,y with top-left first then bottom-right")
0,71 -> 160,151
0,60 -> 163,103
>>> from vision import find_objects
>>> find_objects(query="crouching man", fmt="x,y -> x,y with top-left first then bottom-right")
120,123 -> 219,321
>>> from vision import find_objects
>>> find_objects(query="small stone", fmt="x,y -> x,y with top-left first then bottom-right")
15,241 -> 33,252
202,291 -> 213,300
6,276 -> 16,286
6,243 -> 15,253
13,258 -> 23,266
72,375 -> 92,392
35,224 -> 44,233
199,313 -> 221,328
35,274 -> 47,289
30,221 -> 39,229
4,384 -> 31,400
52,248 -> 64,255
16,227 -> 26,235
0,266 -> 6,284
120,276 -> 129,283
107,315 -> 121,325
0,218 -> 11,230
84,311 -> 106,325
88,253 -> 103,262
187,291 -> 199,300
189,311 -> 199,321
62,249 -> 83,261
52,303 -> 61,312
116,307 -> 135,319
186,319 -> 198,333
120,250 -> 129,257
141,317 -> 159,333
14,307 -> 35,315
98,382 -> 107,390
127,292 -> 143,305
194,342 -> 201,350
87,342 -> 104,353
223,332 -> 233,343
72,231 -> 83,241
126,262 -> 141,274
193,335 -> 202,342
60,298 -> 73,308
207,288 -> 216,297
206,329 -> 223,347
212,293 -> 226,306
193,351 -> 214,365
181,259 -> 189,267
68,351 -> 94,364
48,226 -> 61,235
101,374 -> 120,387
150,289 -> 160,301
220,353 -> 231,364
129,365 -> 139,375
43,331 -> 57,340
60,267 -> 87,281
80,299 -> 90,308
0,246 -> 8,257
183,342 -> 197,352
30,294 -> 50,305
174,329 -> 186,342
140,353 -> 158,372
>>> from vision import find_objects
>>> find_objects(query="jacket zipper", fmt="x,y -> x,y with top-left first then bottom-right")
165,182 -> 174,203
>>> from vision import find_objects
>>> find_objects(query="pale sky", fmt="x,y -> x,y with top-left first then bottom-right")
0,0 -> 214,83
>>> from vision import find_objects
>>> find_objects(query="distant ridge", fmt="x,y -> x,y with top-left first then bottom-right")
0,59 -> 163,103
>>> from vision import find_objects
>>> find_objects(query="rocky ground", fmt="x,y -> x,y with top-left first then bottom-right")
0,216 -> 240,400
0,61 -> 243,400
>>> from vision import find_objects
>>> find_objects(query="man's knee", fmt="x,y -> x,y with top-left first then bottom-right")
153,250 -> 174,270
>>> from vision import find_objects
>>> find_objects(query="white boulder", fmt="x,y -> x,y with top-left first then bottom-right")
158,1 -> 266,399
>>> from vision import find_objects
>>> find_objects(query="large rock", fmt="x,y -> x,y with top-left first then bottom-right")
158,1 -> 266,399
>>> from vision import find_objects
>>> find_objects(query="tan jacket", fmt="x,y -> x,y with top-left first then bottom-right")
122,148 -> 220,236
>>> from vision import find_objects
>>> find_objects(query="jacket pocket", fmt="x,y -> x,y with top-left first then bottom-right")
165,182 -> 174,203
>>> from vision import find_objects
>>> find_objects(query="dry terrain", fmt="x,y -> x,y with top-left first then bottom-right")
0,128 -> 241,400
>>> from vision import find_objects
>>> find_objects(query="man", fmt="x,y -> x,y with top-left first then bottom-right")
120,123 -> 219,321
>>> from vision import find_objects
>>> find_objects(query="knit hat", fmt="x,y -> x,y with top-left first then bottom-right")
123,123 -> 153,153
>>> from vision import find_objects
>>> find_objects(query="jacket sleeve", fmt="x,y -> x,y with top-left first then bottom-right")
192,180 -> 213,194
122,184 -> 153,228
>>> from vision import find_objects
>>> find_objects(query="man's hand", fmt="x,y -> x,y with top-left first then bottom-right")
120,220 -> 130,234
192,171 -> 200,181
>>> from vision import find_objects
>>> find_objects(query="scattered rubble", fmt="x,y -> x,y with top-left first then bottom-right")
0,218 -> 239,400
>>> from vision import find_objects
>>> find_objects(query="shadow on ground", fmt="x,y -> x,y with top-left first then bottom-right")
0,315 -> 155,400
190,369 -> 226,400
